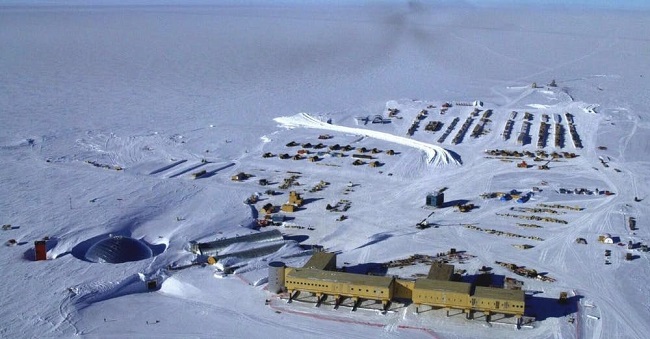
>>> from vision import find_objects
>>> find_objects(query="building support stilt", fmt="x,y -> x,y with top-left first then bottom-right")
382,300 -> 391,313
352,298 -> 361,312
333,296 -> 342,310
287,290 -> 296,303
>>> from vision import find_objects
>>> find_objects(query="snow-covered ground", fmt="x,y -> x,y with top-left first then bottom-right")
1,2 -> 649,338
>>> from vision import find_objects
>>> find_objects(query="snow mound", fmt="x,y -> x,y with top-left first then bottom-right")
159,276 -> 202,298
71,273 -> 151,309
274,113 -> 460,167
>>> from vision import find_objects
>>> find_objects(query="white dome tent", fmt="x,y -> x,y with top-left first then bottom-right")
85,235 -> 153,264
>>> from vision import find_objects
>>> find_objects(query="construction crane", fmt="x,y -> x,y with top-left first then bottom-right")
538,160 -> 551,170
416,211 -> 436,229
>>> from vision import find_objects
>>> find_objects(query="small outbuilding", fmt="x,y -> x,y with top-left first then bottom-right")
426,192 -> 444,207
261,203 -> 275,214
516,194 -> 530,203
34,240 -> 47,261
281,204 -> 296,213
231,172 -> 249,181
328,144 -> 341,151
288,191 -> 303,206
271,214 -> 285,226
598,234 -> 614,244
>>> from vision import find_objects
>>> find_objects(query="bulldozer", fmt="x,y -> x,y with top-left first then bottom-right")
455,203 -> 475,213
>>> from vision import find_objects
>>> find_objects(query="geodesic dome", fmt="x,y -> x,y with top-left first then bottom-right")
85,236 -> 153,263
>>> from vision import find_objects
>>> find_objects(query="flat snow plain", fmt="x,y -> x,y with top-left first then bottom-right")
1,3 -> 649,338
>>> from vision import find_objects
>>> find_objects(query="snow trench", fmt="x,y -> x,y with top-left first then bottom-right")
274,113 -> 460,167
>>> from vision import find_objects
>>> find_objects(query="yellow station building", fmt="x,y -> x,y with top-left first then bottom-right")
270,252 -> 526,326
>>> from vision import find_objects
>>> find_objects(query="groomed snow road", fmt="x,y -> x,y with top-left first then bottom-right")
275,113 -> 460,167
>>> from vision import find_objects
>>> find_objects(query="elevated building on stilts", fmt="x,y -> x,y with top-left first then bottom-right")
269,252 -> 526,328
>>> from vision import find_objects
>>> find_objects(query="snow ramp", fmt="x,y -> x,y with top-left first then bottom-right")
274,113 -> 460,167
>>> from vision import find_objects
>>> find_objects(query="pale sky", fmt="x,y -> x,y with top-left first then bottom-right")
1,0 -> 649,10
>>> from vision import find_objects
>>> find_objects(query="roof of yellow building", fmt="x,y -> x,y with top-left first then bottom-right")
473,286 -> 525,302
302,252 -> 336,270
414,279 -> 472,294
287,268 -> 394,288
427,262 -> 454,281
